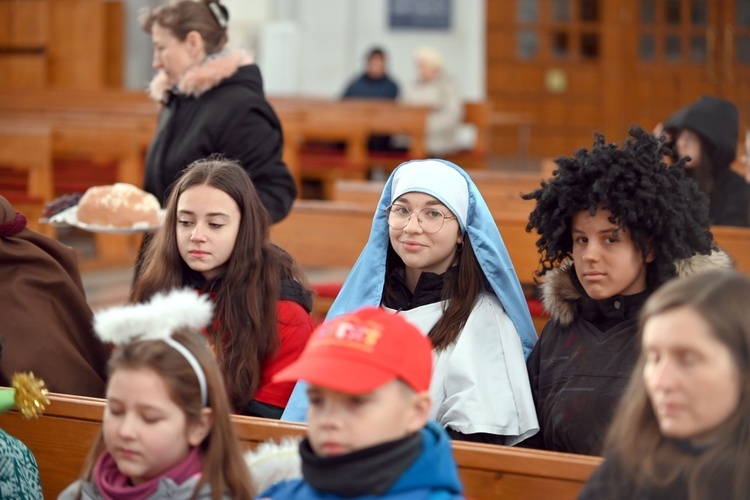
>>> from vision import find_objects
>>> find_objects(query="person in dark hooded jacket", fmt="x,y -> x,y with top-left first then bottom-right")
660,95 -> 750,227
140,0 -> 296,223
131,158 -> 313,419
520,127 -> 733,456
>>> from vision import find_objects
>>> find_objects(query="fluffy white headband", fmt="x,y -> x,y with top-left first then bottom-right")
94,288 -> 214,407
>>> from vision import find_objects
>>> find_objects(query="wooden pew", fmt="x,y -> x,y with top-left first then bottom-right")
0,120 -> 55,237
270,97 -> 429,195
0,393 -> 602,499
443,101 -> 492,170
330,170 -> 543,220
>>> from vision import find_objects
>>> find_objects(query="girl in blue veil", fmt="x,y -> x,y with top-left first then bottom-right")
282,159 -> 538,445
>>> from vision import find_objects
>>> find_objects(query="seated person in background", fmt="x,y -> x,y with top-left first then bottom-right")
400,47 -> 463,156
658,95 -> 750,227
60,289 -> 256,498
522,127 -> 731,456
342,47 -> 399,100
282,159 -> 539,446
579,270 -> 750,499
0,195 -> 108,397
257,307 -> 464,499
131,157 -> 314,418
342,47 -> 400,152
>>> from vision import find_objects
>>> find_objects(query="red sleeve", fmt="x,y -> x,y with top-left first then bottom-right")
253,300 -> 314,408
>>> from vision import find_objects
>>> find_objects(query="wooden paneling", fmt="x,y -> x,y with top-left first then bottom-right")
0,0 -> 122,90
487,0 -> 750,161
48,0 -> 105,89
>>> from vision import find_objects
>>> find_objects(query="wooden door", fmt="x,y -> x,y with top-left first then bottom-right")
487,0 -> 625,160
620,0 -> 730,134
719,0 -> 750,129
486,0 -> 750,163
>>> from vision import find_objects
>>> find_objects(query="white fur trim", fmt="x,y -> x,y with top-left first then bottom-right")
245,437 -> 303,493
147,50 -> 253,102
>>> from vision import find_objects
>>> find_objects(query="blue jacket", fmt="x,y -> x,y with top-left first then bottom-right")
257,422 -> 464,499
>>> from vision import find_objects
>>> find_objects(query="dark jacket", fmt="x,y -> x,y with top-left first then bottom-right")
342,74 -> 399,100
525,251 -> 732,455
664,95 -> 750,227
145,50 -> 296,223
578,445 -> 737,500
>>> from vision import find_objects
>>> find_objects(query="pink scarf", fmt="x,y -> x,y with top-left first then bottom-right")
93,446 -> 203,500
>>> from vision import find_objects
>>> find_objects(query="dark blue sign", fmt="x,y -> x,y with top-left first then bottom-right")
389,0 -> 452,30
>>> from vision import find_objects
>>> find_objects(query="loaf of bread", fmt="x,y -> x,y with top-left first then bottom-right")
76,183 -> 161,228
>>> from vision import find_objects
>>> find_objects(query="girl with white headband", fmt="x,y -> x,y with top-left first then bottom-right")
59,289 -> 256,499
283,159 -> 539,445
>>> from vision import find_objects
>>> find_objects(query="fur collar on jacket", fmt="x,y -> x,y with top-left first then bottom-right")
244,437 -> 302,494
541,250 -> 734,326
148,49 -> 253,102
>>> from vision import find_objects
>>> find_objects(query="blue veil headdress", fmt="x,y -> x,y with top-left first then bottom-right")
282,159 -> 536,422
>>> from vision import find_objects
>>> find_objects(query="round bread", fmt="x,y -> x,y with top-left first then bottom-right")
76,183 -> 161,228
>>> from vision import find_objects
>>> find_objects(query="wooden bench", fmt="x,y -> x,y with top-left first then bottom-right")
443,101 -> 492,170
0,393 -> 601,499
0,120 -> 55,237
330,170 -> 544,217
270,97 -> 430,197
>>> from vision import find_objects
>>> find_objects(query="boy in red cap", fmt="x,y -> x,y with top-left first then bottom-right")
257,307 -> 464,499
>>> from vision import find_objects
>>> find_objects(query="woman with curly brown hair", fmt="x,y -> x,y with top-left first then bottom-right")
132,157 -> 313,419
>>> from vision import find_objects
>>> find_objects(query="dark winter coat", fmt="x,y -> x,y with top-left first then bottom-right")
342,73 -> 399,99
145,50 -> 296,223
525,251 -> 733,455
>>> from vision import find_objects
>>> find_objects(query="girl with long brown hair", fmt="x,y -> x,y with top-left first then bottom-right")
132,157 -> 313,418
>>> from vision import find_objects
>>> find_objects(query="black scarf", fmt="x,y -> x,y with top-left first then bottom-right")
299,432 -> 423,497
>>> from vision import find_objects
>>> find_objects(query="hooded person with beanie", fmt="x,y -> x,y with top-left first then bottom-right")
661,95 -> 750,227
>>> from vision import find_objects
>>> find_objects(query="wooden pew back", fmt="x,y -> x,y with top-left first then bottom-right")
330,170 -> 543,219
0,120 -> 55,236
0,393 -> 601,499
443,101 -> 492,170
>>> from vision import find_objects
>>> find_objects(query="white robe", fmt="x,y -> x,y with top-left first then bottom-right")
386,292 -> 539,445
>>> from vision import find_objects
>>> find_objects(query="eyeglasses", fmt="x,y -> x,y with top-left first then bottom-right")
385,204 -> 457,233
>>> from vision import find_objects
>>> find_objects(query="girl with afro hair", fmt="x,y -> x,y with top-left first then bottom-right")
521,126 -> 732,455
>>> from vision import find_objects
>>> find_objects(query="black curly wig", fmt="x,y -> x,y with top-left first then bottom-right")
523,126 -> 714,289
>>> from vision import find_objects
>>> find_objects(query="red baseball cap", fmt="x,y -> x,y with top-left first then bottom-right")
273,307 -> 433,394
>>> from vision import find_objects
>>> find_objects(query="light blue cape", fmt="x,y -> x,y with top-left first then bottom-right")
281,159 -> 536,422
